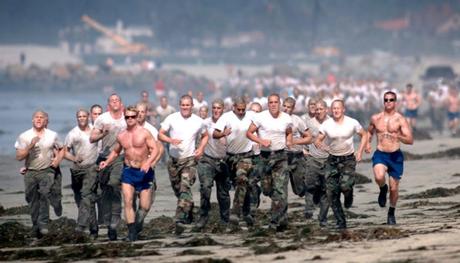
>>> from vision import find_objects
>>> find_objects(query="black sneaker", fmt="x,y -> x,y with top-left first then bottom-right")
53,202 -> 63,217
387,214 -> 396,225
194,216 -> 208,231
243,215 -> 254,227
175,222 -> 186,235
107,227 -> 117,241
344,188 -> 353,209
378,184 -> 388,207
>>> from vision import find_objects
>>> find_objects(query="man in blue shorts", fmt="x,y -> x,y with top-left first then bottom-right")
367,91 -> 413,225
99,106 -> 159,241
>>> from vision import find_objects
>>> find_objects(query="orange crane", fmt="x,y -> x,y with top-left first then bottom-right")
81,14 -> 149,54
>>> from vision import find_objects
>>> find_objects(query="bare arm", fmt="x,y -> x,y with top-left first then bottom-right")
142,132 -> 159,172
292,129 -> 312,146
194,131 -> 209,159
51,147 -> 65,168
90,126 -> 108,143
285,127 -> 293,148
355,128 -> 368,162
99,142 -> 122,170
15,136 -> 39,161
158,128 -> 182,145
398,117 -> 414,145
151,141 -> 164,167
366,118 -> 376,153
314,132 -> 327,150
246,123 -> 270,148
213,127 -> 231,139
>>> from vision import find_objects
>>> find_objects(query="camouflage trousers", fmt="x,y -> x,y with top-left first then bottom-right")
258,150 -> 289,227
197,154 -> 231,222
287,151 -> 307,197
325,154 -> 356,228
305,156 -> 330,223
70,165 -> 99,231
24,167 -> 60,229
98,156 -> 123,229
167,156 -> 197,223
226,151 -> 255,218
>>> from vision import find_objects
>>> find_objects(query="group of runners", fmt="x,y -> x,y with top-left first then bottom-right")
15,88 -> 413,241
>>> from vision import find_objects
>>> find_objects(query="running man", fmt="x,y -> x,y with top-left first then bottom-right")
64,109 -> 99,239
99,106 -> 159,241
15,110 -> 64,238
315,99 -> 367,230
247,93 -> 293,231
367,91 -> 413,225
90,93 -> 126,240
158,94 -> 208,234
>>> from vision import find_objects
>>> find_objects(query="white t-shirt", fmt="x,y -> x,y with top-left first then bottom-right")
156,105 -> 176,124
203,117 -> 226,159
15,128 -> 63,170
252,110 -> 293,152
306,117 -> 330,159
319,116 -> 362,156
93,112 -> 126,158
214,111 -> 254,154
288,114 -> 308,152
161,112 -> 206,159
143,122 -> 159,140
65,125 -> 98,168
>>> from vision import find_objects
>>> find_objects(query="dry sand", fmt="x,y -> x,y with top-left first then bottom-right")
1,135 -> 460,262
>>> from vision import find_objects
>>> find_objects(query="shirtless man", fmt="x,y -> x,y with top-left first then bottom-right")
99,106 -> 159,241
402,84 -> 421,129
445,85 -> 460,136
367,91 -> 413,225
134,102 -> 164,235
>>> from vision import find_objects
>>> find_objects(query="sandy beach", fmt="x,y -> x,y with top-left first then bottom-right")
1,134 -> 460,262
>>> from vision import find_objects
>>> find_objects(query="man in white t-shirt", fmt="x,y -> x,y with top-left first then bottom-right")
15,110 -> 64,238
247,93 -> 293,231
155,96 -> 176,126
315,99 -> 367,230
213,97 -> 256,226
305,99 -> 330,227
90,93 -> 127,240
282,97 -> 312,199
195,99 -> 231,230
158,94 -> 208,234
64,109 -> 99,239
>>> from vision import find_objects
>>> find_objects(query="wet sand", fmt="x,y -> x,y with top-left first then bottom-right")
1,135 -> 460,262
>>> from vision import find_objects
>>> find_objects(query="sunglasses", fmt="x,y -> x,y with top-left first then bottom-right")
125,115 -> 138,120
384,98 -> 396,102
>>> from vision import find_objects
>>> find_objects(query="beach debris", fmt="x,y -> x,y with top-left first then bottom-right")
178,249 -> 214,256
33,217 -> 91,246
403,186 -> 460,199
0,222 -> 31,248
0,205 -> 29,216
355,172 -> 372,184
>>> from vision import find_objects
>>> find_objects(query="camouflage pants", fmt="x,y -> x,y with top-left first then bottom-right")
226,152 -> 254,218
167,156 -> 197,223
197,154 -> 231,222
325,154 -> 356,228
258,150 -> 289,227
287,151 -> 307,197
305,156 -> 330,222
98,156 -> 123,229
70,165 -> 99,231
24,167 -> 58,229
